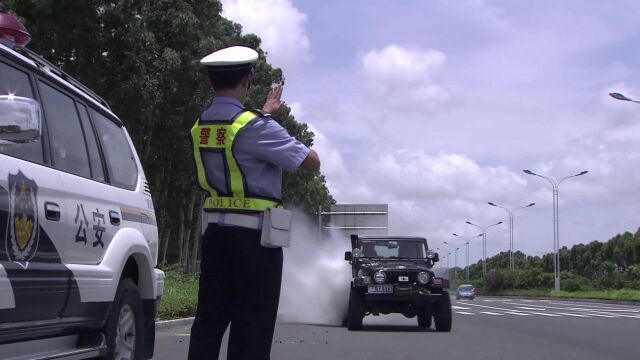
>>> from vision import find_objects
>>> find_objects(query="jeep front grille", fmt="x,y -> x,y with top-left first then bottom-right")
385,271 -> 418,283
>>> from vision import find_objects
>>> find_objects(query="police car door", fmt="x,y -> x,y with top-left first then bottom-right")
0,57 -> 70,326
33,79 -> 117,322
35,80 -> 116,265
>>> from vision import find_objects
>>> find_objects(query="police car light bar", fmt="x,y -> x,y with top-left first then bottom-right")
0,12 -> 31,46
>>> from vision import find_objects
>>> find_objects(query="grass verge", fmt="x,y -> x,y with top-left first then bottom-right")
158,268 -> 199,320
502,288 -> 640,302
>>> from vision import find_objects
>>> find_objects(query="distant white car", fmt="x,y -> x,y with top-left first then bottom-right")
0,12 -> 164,360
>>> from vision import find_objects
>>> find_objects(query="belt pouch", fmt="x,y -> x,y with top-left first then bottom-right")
260,208 -> 292,248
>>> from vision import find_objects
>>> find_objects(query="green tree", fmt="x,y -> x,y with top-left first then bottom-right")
2,0 -> 334,271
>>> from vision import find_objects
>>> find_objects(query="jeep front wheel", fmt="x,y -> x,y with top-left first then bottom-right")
347,287 -> 364,331
104,278 -> 144,360
433,291 -> 452,332
417,309 -> 432,328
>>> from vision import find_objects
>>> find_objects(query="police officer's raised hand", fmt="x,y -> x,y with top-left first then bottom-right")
262,85 -> 284,115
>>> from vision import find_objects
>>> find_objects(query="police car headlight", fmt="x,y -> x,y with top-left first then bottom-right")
417,271 -> 431,284
374,271 -> 386,284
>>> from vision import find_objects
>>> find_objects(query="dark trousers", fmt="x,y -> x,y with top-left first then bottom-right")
188,223 -> 283,360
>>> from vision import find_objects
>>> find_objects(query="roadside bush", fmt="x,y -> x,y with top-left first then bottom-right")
621,266 -> 640,290
560,272 -> 591,292
484,271 -> 507,295
595,272 -> 626,290
541,273 -> 555,288
469,278 -> 485,289
158,267 -> 199,320
508,268 -> 546,289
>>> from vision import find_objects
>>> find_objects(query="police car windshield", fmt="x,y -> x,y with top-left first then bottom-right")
359,239 -> 426,258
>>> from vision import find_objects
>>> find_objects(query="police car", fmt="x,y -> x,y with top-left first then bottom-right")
0,13 -> 164,360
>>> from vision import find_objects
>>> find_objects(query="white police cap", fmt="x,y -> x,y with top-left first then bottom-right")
200,46 -> 258,68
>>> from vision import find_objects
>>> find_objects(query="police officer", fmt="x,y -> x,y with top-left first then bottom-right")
188,46 -> 320,360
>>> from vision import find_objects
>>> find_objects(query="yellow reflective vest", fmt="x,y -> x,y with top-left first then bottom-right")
191,110 -> 282,212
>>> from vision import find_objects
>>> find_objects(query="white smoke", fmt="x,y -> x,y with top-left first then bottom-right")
277,210 -> 352,326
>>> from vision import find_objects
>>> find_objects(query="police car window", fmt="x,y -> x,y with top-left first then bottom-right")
76,103 -> 105,182
38,81 -> 91,178
0,61 -> 44,163
91,109 -> 138,189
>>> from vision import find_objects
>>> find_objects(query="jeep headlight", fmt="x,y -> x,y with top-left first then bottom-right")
374,270 -> 386,284
358,269 -> 372,284
417,271 -> 431,284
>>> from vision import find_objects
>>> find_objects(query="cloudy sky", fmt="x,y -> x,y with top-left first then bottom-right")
221,0 -> 640,265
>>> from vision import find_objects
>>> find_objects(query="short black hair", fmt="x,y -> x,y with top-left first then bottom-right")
207,65 -> 252,90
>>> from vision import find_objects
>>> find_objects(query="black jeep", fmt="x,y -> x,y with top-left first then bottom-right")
344,235 -> 452,331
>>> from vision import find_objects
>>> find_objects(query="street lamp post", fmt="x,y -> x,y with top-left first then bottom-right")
451,233 -> 482,280
487,202 -> 535,271
523,169 -> 588,291
442,243 -> 459,280
466,221 -> 503,276
609,92 -> 640,104
437,248 -> 452,279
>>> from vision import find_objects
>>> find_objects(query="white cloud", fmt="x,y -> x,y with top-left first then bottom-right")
221,0 -> 310,71
274,1 -> 640,264
361,45 -> 449,111
360,150 -> 527,203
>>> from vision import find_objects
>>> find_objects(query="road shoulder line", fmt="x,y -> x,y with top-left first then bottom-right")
156,317 -> 195,330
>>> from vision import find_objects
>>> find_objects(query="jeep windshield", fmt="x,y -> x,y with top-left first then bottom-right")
358,239 -> 426,259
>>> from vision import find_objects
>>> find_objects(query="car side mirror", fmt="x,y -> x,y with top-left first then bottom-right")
426,249 -> 439,262
0,95 -> 41,143
344,251 -> 352,261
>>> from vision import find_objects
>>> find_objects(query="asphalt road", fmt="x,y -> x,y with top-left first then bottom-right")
153,297 -> 640,360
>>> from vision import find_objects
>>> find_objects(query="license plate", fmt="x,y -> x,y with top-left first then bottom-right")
398,276 -> 409,282
368,284 -> 393,294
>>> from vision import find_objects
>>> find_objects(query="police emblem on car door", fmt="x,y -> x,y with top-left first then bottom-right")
6,171 -> 39,266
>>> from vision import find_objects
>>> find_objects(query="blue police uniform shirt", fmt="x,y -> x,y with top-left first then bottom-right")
200,96 -> 310,204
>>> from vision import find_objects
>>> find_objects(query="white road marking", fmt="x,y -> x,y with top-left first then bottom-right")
480,311 -> 504,316
452,306 -> 471,310
547,301 -> 640,310
462,302 -> 526,312
530,312 -> 562,317
455,311 -> 475,315
505,312 -> 531,316
576,308 -> 640,313
583,313 -> 617,318
566,309 -> 640,319
463,299 -> 640,319
601,313 -> 640,319
554,312 -> 590,317
513,303 -> 637,315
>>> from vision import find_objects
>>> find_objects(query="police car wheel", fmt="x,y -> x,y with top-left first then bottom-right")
104,278 -> 144,360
